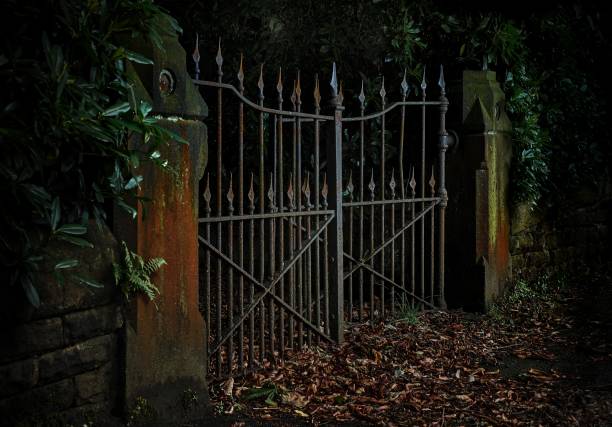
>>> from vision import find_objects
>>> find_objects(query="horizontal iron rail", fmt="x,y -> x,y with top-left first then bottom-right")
343,196 -> 441,208
201,213 -> 336,355
341,101 -> 443,122
198,210 -> 334,223
193,79 -> 334,121
342,252 -> 436,310
343,201 -> 438,280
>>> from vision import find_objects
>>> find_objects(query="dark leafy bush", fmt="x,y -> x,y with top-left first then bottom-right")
0,0 -> 184,308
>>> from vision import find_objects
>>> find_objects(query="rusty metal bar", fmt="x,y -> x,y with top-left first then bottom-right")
347,173 -> 354,321
389,171 -> 396,315
314,75 -> 322,343
368,170 -> 375,319
399,71 -> 408,308
248,175 -> 255,368
257,66 -> 266,366
267,175 -> 276,363
295,76 -> 304,350
328,63 -> 344,343
358,82 -> 365,321
215,39 -> 223,376
410,167 -> 416,307
237,55 -> 245,374
379,77 -> 386,318
429,168 -> 436,305
276,69 -> 286,359
303,174 -> 313,346
227,174 -> 235,373
203,175 -> 212,354
420,67 -> 427,306
322,175 -> 330,335
288,176 -> 296,348
438,65 -> 449,309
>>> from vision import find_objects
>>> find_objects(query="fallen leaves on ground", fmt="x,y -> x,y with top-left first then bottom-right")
209,271 -> 612,426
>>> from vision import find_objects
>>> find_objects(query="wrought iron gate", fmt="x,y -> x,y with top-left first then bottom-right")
192,39 -> 449,380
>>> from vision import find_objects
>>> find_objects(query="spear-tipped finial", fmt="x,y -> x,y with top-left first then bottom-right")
429,166 -> 436,194
276,67 -> 283,94
368,169 -> 376,201
330,62 -> 338,97
389,169 -> 396,198
290,80 -> 297,108
358,80 -> 366,109
267,173 -> 275,211
401,69 -> 409,98
409,166 -> 417,195
295,70 -> 302,106
302,173 -> 311,208
379,76 -> 386,105
203,173 -> 211,213
227,173 -> 234,213
321,173 -> 328,207
248,173 -> 255,212
192,33 -> 201,80
237,53 -> 245,92
421,65 -> 427,98
287,174 -> 295,210
337,81 -> 344,106
257,64 -> 264,101
438,64 -> 446,95
346,171 -> 354,201
314,74 -> 321,109
215,37 -> 223,78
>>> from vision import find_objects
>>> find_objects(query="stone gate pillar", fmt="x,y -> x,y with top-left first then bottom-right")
446,71 -> 512,311
113,30 -> 208,421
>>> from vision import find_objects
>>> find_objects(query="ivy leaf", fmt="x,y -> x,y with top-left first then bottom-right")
56,224 -> 87,235
102,102 -> 131,117
72,275 -> 105,288
124,49 -> 154,65
57,235 -> 94,248
50,197 -> 61,231
55,259 -> 79,270
22,277 -> 40,308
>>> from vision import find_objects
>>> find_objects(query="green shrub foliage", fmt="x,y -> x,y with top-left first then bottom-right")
0,0 -> 183,308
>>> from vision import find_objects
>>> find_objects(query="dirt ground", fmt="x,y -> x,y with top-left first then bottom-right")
199,265 -> 612,426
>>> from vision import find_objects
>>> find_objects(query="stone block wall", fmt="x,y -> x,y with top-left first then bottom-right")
0,224 -> 123,426
510,187 -> 612,280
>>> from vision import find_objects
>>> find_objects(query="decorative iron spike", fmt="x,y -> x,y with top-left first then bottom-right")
215,37 -> 223,78
276,67 -> 283,94
389,169 -> 396,198
401,69 -> 409,98
313,74 -> 321,109
257,64 -> 264,101
379,76 -> 386,105
295,70 -> 302,105
346,171 -> 354,201
358,80 -> 366,109
337,81 -> 344,106
368,169 -> 376,200
203,173 -> 211,212
302,173 -> 311,208
287,174 -> 295,209
248,173 -> 255,212
226,173 -> 234,213
438,64 -> 446,95
192,33 -> 201,80
421,65 -> 427,97
429,166 -> 436,193
267,173 -> 275,210
321,173 -> 328,207
237,53 -> 244,91
290,80 -> 296,108
330,62 -> 338,97
409,166 -> 417,195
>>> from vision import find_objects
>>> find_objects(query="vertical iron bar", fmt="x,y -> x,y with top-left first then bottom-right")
313,76 -> 322,342
420,67 -> 427,306
438,65 -> 449,309
389,171 -> 396,315
295,76 -> 304,349
379,77 -> 387,318
368,171 -> 376,319
328,64 -> 344,343
410,168 -> 416,307
276,69 -> 285,358
215,40 -> 224,377
429,168 -> 436,305
203,176 -> 212,374
237,55 -> 245,374
226,175 -> 235,374
303,175 -> 313,346
288,177 -> 296,346
347,174 -> 354,321
399,72 -> 408,308
267,175 -> 276,363
258,68 -> 266,365
322,176 -> 330,335
358,82 -> 366,321
248,176 -> 256,368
